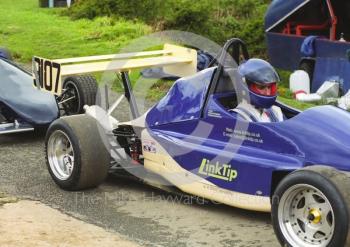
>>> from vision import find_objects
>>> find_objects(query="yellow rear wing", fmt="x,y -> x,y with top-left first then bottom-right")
32,44 -> 197,96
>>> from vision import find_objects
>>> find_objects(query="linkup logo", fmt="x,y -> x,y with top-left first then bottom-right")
198,159 -> 238,182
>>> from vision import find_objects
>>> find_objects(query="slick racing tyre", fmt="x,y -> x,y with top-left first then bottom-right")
45,114 -> 110,190
61,75 -> 98,115
272,166 -> 350,247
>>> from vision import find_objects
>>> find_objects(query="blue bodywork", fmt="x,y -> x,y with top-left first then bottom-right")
265,0 -> 350,93
0,58 -> 59,126
265,0 -> 309,32
147,68 -> 213,126
145,67 -> 350,197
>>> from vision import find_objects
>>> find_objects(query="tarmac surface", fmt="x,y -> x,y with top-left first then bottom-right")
0,131 -> 280,247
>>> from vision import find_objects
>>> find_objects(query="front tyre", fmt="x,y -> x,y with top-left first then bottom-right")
272,166 -> 350,247
45,115 -> 110,190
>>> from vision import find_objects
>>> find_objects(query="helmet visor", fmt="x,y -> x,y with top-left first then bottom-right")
249,82 -> 277,97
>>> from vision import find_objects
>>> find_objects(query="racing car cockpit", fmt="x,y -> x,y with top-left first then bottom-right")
207,38 -> 301,121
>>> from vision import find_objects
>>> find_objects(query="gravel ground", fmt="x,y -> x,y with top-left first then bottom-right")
0,129 -> 280,247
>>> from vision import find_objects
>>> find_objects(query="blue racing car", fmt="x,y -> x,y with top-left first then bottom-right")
41,39 -> 350,247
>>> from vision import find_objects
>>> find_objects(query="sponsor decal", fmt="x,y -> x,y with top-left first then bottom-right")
198,158 -> 238,182
143,140 -> 157,153
224,127 -> 263,143
208,110 -> 222,118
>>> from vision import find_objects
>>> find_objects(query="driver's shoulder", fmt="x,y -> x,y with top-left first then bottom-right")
270,105 -> 284,122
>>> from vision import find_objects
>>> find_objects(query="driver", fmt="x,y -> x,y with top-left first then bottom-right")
231,58 -> 284,122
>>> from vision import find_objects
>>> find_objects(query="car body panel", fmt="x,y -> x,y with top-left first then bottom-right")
146,68 -> 214,126
0,58 -> 59,126
139,70 -> 350,203
141,128 -> 273,212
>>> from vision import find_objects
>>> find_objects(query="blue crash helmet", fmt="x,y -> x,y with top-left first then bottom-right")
237,58 -> 280,109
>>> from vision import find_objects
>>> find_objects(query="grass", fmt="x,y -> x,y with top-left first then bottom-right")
278,96 -> 317,111
276,69 -> 317,111
0,0 -> 151,62
0,1 -> 318,111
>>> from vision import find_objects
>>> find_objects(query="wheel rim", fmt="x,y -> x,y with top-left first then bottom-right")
61,81 -> 81,115
278,184 -> 335,247
47,130 -> 75,181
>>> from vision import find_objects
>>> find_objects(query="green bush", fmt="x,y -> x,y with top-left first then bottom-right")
68,0 -> 163,23
208,0 -> 269,57
67,0 -> 270,56
161,0 -> 212,33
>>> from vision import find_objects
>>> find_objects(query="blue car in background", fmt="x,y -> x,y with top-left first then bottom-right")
0,48 -> 98,134
43,39 -> 350,247
265,0 -> 350,94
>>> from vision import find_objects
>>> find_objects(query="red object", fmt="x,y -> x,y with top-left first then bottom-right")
293,90 -> 307,99
283,0 -> 337,40
295,20 -> 330,36
130,141 -> 142,164
326,0 -> 337,41
249,82 -> 277,97
283,22 -> 292,35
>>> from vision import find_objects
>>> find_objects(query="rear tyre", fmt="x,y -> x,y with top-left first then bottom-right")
0,48 -> 12,60
61,75 -> 98,115
45,114 -> 110,190
272,166 -> 350,247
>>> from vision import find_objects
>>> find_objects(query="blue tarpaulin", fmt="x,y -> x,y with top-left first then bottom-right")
265,0 -> 310,31
301,36 -> 318,57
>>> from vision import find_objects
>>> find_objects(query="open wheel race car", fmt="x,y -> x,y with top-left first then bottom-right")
37,39 -> 350,247
0,48 -> 98,134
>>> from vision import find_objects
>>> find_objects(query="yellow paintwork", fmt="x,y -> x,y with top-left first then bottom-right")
32,44 -> 197,96
141,129 -> 272,212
